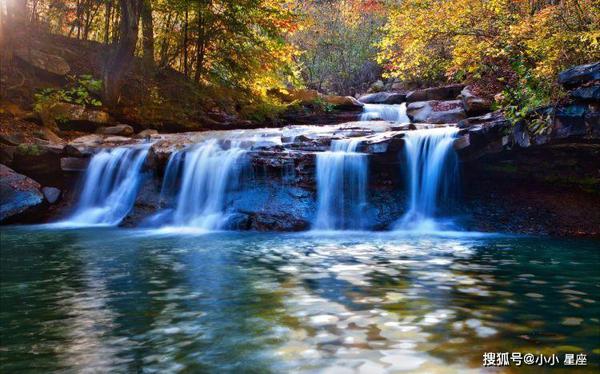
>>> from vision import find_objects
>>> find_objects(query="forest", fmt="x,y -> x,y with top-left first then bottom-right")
1,0 -> 597,127
1,1 -> 599,373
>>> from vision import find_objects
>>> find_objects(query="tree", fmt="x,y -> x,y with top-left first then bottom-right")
141,0 -> 155,67
103,0 -> 143,107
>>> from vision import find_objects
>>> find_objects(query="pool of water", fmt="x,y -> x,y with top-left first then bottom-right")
1,228 -> 598,372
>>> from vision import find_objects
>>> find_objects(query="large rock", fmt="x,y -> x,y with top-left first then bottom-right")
552,104 -> 589,139
11,143 -> 63,184
558,62 -> 600,88
358,92 -> 406,104
61,157 -> 90,172
285,89 -> 321,103
571,85 -> 600,101
0,164 -> 44,222
406,84 -> 465,102
136,129 -> 159,138
407,100 -> 466,123
97,124 -> 134,136
38,102 -> 110,132
460,86 -> 491,116
42,186 -> 61,204
368,80 -> 385,93
322,95 -> 364,111
457,111 -> 509,157
14,48 -> 70,76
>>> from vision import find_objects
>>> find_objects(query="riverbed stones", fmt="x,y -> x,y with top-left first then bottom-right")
0,164 -> 44,222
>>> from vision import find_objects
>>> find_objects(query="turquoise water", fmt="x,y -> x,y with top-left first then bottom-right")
1,228 -> 598,372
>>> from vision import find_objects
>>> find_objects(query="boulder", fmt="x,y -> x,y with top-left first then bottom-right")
552,104 -> 588,139
285,89 -> 321,103
42,186 -> 61,204
0,145 -> 16,165
558,62 -> 600,88
38,102 -> 110,132
460,86 -> 491,116
136,129 -> 159,138
11,144 -> 62,183
14,48 -> 70,76
0,164 -> 44,222
406,84 -> 465,102
407,100 -> 466,123
571,85 -> 600,101
97,124 -> 134,136
358,92 -> 406,104
322,95 -> 364,111
368,80 -> 385,93
61,157 -> 90,172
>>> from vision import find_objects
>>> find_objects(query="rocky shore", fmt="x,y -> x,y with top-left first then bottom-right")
1,63 -> 598,236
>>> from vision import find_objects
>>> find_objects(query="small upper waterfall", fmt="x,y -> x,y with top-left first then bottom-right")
313,139 -> 368,230
61,145 -> 151,226
360,103 -> 410,123
396,127 -> 460,231
167,139 -> 248,230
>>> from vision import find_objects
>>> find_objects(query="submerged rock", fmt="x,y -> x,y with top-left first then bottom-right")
0,164 -> 44,222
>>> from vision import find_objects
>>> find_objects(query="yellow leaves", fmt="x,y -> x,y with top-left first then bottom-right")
378,0 -> 600,83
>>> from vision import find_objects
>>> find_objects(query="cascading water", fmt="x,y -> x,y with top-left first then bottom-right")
360,103 -> 410,123
395,127 -> 460,231
166,139 -> 248,230
313,139 -> 368,230
60,145 -> 151,226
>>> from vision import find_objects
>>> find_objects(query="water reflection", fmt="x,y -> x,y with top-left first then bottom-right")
1,228 -> 598,373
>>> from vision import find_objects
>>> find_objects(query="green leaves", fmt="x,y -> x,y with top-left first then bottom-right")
33,75 -> 103,112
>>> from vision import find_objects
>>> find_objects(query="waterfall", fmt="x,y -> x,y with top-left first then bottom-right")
167,139 -> 248,230
360,103 -> 410,123
396,127 -> 460,231
61,145 -> 150,226
313,139 -> 368,230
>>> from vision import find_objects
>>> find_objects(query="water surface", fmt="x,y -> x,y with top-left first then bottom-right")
1,228 -> 598,372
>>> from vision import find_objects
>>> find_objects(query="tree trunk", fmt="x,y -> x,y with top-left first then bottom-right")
158,11 -> 172,68
103,0 -> 142,108
193,7 -> 206,83
104,0 -> 112,44
183,7 -> 189,76
141,0 -> 154,68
